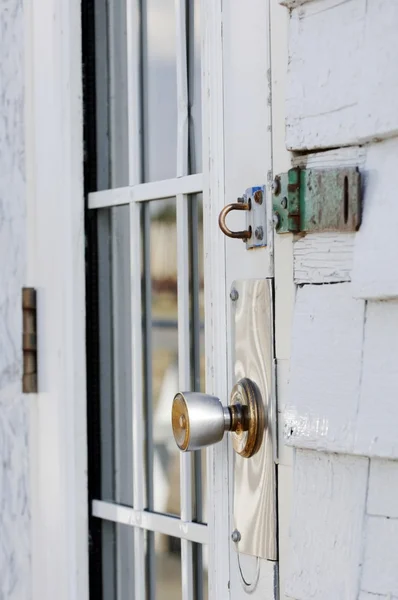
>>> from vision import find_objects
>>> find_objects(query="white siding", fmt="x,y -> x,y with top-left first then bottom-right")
0,1 -> 30,599
286,450 -> 368,600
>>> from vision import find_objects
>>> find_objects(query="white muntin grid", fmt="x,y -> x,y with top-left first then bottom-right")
88,0 -> 207,597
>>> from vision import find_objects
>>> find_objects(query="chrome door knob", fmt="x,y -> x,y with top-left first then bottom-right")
171,377 -> 265,458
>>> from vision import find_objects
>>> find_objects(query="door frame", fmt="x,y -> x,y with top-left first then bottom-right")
25,1 -> 89,599
201,0 -> 231,596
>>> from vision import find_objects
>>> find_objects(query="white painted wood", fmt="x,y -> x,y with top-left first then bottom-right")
294,233 -> 355,284
362,516 -> 398,597
201,0 -> 231,597
355,300 -> 398,458
286,0 -> 398,150
126,1 -> 146,596
92,500 -> 209,544
223,0 -> 273,286
175,0 -> 194,595
88,173 -> 203,208
286,283 -> 365,452
0,1 -> 30,596
367,459 -> 398,519
359,593 -> 398,600
352,139 -> 398,300
25,0 -> 88,599
270,2 -> 295,599
286,450 -> 368,600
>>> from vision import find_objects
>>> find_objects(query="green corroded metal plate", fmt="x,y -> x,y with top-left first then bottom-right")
272,167 -> 361,234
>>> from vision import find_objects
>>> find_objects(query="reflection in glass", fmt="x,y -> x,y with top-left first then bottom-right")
147,199 -> 180,515
188,0 -> 202,174
155,534 -> 182,599
142,0 -> 178,182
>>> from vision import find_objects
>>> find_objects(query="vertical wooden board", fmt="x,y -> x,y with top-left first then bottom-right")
285,283 -> 365,453
223,0 -> 273,285
355,300 -> 398,458
352,138 -> 398,300
286,450 -> 368,600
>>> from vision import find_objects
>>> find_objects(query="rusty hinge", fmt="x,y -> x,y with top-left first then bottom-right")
272,167 -> 361,234
22,288 -> 37,393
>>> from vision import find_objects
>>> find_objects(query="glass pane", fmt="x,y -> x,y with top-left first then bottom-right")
193,543 -> 208,600
95,0 -> 129,191
148,199 -> 180,515
155,534 -> 182,599
189,195 -> 207,524
142,0 -> 177,182
97,205 -> 133,507
188,0 -> 202,174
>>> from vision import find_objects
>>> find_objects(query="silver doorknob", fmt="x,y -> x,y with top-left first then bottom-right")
171,377 -> 265,458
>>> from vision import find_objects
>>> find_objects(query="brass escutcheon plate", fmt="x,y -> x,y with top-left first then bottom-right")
230,378 -> 265,458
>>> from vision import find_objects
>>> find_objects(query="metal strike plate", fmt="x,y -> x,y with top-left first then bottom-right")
243,185 -> 267,249
272,167 -> 361,234
231,279 -> 277,560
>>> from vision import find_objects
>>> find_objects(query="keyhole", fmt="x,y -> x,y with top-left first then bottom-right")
344,176 -> 349,224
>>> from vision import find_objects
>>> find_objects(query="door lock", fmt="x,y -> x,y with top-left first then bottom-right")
171,377 -> 265,458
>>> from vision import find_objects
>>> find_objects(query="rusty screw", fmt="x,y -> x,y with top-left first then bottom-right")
253,190 -> 263,205
254,226 -> 264,241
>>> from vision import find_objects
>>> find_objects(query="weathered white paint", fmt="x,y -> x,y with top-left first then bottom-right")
25,0 -> 88,598
355,300 -> 398,458
367,459 -> 398,519
352,139 -> 398,300
359,593 -> 398,600
294,233 -> 355,284
362,516 -> 398,597
286,0 -> 398,150
285,283 -> 365,452
286,450 -> 368,600
0,1 -> 30,598
201,0 -> 231,596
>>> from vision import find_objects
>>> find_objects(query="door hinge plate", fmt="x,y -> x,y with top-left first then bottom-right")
22,287 -> 37,393
272,167 -> 361,234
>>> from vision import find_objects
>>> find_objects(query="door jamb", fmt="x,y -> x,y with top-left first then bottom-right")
25,1 -> 89,599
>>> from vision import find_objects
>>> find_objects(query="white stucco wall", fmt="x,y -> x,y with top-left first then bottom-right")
282,0 -> 398,598
0,2 -> 30,599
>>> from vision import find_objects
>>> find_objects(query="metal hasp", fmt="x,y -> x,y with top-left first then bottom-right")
22,288 -> 38,393
272,167 -> 361,234
232,279 -> 277,561
218,185 -> 267,249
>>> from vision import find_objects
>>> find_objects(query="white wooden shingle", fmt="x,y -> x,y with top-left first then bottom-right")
362,516 -> 398,596
355,300 -> 398,458
285,283 -> 365,452
286,450 -> 368,600
352,139 -> 398,300
286,0 -> 398,150
367,458 -> 398,519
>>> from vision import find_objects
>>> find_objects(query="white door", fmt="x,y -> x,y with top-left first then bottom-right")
86,0 -> 292,598
201,1 -> 292,598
